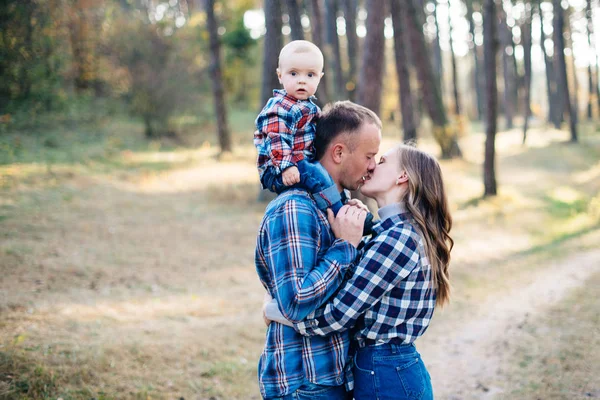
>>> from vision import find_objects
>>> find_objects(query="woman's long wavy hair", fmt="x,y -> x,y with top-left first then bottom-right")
396,144 -> 453,306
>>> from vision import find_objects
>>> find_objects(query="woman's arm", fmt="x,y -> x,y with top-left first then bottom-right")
295,225 -> 420,336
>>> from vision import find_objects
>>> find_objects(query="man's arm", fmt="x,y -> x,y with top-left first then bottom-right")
262,197 -> 361,323
293,226 -> 420,336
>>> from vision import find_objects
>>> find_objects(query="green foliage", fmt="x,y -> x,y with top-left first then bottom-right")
106,14 -> 197,138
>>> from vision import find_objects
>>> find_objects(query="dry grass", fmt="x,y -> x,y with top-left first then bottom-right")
0,119 -> 599,399
501,271 -> 600,399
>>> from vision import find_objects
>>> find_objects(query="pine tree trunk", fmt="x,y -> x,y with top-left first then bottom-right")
483,0 -> 498,197
261,0 -> 283,106
205,0 -> 232,153
309,0 -> 329,105
432,0 -> 444,92
539,3 -> 561,128
285,0 -> 304,40
405,0 -> 461,159
357,0 -> 386,116
585,0 -> 595,119
499,6 -> 514,129
553,0 -> 577,142
325,0 -> 345,99
448,1 -> 461,116
342,0 -> 359,101
522,3 -> 533,144
390,0 -> 416,142
466,0 -> 484,120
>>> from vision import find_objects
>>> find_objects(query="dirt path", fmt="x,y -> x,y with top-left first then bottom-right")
419,248 -> 600,400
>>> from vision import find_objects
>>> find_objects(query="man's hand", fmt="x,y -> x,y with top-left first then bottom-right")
282,166 -> 300,186
327,205 -> 367,248
262,292 -> 273,327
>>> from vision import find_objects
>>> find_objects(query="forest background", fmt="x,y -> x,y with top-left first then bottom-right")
1,0 -> 599,399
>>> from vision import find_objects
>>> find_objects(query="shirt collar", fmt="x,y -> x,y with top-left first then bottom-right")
372,202 -> 410,235
273,89 -> 317,104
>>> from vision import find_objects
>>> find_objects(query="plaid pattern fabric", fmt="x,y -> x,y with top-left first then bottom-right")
255,189 -> 357,398
254,89 -> 320,184
295,210 -> 436,347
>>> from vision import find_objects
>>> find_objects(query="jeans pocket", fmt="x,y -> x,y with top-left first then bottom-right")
354,353 -> 373,374
395,357 -> 426,400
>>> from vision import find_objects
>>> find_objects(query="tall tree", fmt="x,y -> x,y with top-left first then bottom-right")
539,2 -> 561,128
357,0 -> 386,116
391,0 -> 417,142
553,0 -> 578,142
405,0 -> 461,158
325,0 -> 345,99
483,0 -> 498,197
308,0 -> 330,104
205,0 -> 232,153
432,0 -> 444,91
342,0 -> 359,101
584,0 -> 596,119
285,0 -> 304,40
522,1 -> 533,144
466,0 -> 484,120
498,4 -> 515,129
447,0 -> 461,117
261,0 -> 283,106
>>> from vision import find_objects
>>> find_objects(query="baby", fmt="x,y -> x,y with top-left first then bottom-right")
254,40 -> 373,232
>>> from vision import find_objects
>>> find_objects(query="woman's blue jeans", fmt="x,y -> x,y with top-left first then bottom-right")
352,343 -> 433,400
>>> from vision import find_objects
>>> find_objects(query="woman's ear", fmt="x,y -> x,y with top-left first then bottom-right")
396,171 -> 408,185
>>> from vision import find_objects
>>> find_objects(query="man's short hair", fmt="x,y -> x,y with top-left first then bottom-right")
314,101 -> 382,160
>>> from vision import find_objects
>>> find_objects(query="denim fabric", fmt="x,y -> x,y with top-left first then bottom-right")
352,343 -> 433,400
262,159 -> 343,214
265,380 -> 347,400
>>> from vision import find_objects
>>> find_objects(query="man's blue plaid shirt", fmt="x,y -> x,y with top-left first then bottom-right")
255,189 -> 358,398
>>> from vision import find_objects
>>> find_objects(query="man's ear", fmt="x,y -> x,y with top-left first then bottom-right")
276,68 -> 282,84
396,171 -> 408,185
331,143 -> 345,164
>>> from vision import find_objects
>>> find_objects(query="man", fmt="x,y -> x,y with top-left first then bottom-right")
255,101 -> 382,399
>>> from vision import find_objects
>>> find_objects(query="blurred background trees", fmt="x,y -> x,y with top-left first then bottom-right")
1,0 -> 599,194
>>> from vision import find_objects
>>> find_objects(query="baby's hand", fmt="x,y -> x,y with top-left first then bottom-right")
282,166 -> 300,186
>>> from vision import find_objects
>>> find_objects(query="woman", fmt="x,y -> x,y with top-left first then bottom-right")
265,144 -> 453,399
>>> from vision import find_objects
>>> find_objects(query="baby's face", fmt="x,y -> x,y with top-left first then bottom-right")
277,51 -> 323,100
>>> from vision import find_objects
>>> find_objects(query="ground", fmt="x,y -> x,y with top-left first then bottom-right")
0,119 -> 599,399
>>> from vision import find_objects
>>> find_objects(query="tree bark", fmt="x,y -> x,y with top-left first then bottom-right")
342,0 -> 359,101
499,5 -> 514,129
432,0 -> 444,92
553,0 -> 578,142
205,0 -> 232,153
325,0 -> 345,99
539,2 -> 561,127
448,0 -> 461,116
285,0 -> 304,40
466,0 -> 484,120
261,0 -> 283,107
308,0 -> 329,105
585,0 -> 595,119
405,0 -> 461,158
522,2 -> 533,144
390,0 -> 417,142
357,0 -> 386,116
483,0 -> 498,197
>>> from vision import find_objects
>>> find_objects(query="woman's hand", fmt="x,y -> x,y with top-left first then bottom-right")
262,292 -> 273,326
327,205 -> 367,248
346,198 -> 369,213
